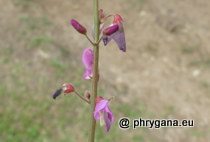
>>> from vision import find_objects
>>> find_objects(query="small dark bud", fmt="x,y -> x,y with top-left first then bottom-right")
52,88 -> 63,99
99,9 -> 105,21
85,91 -> 91,99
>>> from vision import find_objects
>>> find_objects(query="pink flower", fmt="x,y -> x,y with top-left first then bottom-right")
62,84 -> 75,93
103,14 -> 126,52
82,48 -> 94,79
103,24 -> 119,36
94,96 -> 114,132
70,19 -> 87,35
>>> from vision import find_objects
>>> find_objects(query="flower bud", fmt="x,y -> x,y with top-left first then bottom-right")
99,9 -> 105,20
52,88 -> 63,99
96,96 -> 104,103
62,84 -> 75,93
70,19 -> 87,35
103,24 -> 119,36
85,91 -> 91,99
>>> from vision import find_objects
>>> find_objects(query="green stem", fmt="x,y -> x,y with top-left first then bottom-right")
88,0 -> 99,141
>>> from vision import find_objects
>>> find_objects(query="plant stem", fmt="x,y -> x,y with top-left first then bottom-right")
88,0 -> 99,141
74,90 -> 90,104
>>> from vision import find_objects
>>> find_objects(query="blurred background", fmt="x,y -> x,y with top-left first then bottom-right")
0,0 -> 210,141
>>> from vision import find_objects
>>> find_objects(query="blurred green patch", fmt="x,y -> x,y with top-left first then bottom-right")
59,47 -> 70,57
130,0 -> 146,9
20,17 -> 37,29
0,57 -> 10,64
50,58 -> 66,71
0,87 -> 6,96
50,58 -> 67,78
114,100 -> 151,119
14,0 -> 33,8
20,16 -> 52,30
204,58 -> 210,66
146,40 -> 158,54
181,44 -> 198,54
41,17 -> 52,25
132,134 -> 144,142
0,47 -> 13,56
200,81 -> 209,88
189,58 -> 210,68
162,105 -> 175,118
95,122 -> 122,142
30,37 -> 54,47
189,129 -> 205,137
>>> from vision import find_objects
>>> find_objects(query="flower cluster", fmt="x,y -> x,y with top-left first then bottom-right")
71,10 -> 126,81
52,9 -> 126,133
71,9 -> 126,55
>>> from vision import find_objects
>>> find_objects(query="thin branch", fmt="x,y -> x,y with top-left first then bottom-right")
100,14 -> 113,23
85,34 -> 95,46
74,90 -> 90,104
96,36 -> 103,45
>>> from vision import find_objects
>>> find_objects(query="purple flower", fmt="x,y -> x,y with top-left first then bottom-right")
103,24 -> 119,36
94,96 -> 114,132
70,19 -> 87,35
103,14 -> 126,52
82,48 -> 94,79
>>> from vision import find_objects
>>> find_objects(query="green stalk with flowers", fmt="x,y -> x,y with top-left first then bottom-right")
52,0 -> 126,141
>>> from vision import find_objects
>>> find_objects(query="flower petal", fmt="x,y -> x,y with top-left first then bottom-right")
100,111 -> 105,126
82,48 -> 93,69
82,48 -> 94,79
111,24 -> 126,52
102,14 -> 126,52
103,26 -> 126,52
113,14 -> 123,24
102,35 -> 112,46
103,111 -> 111,132
95,100 -> 109,111
105,106 -> 114,123
94,111 -> 100,121
94,100 -> 109,120
103,24 -> 119,36
62,84 -> 75,93
83,69 -> 93,79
